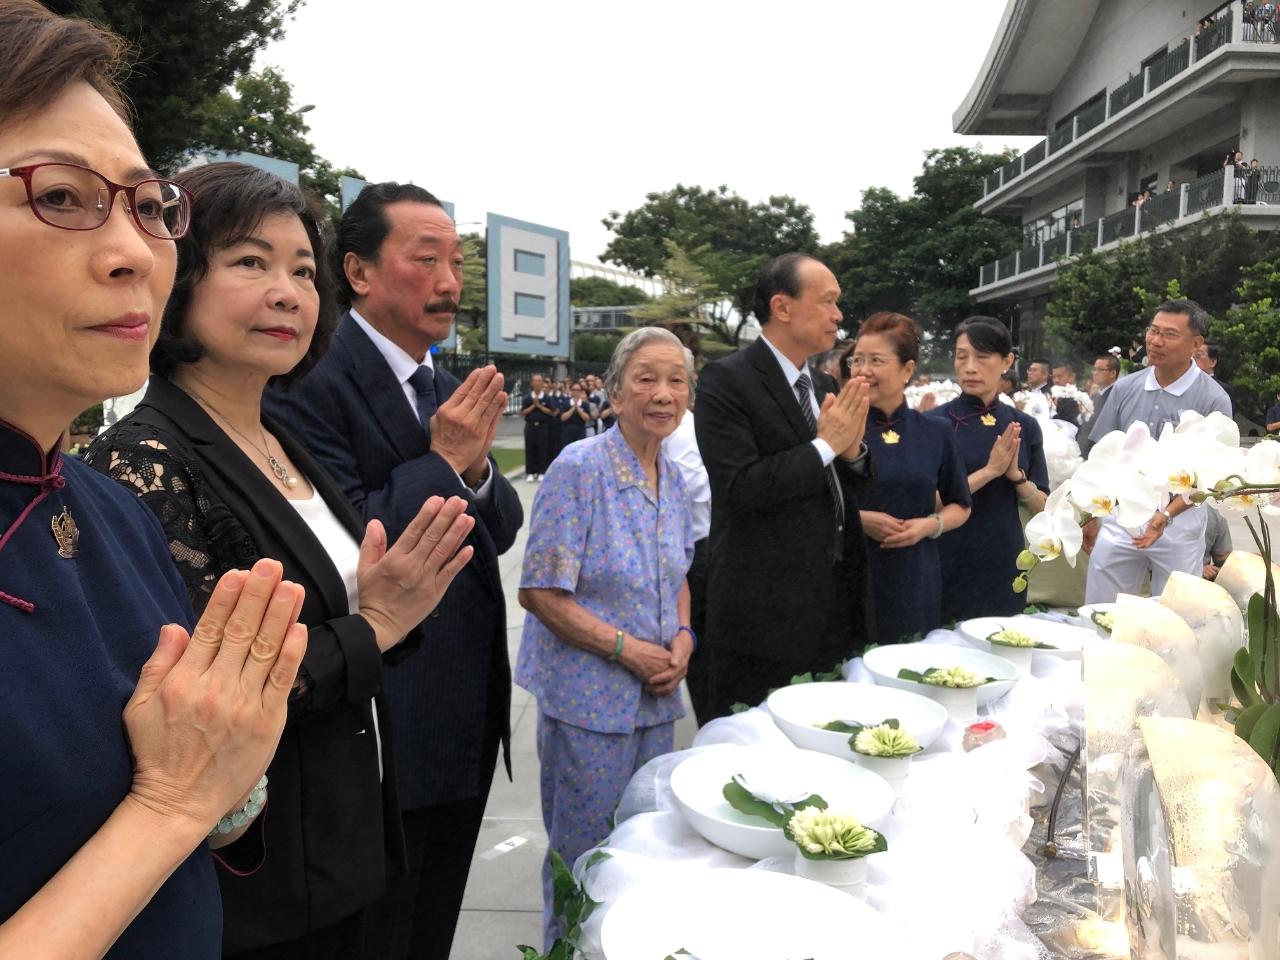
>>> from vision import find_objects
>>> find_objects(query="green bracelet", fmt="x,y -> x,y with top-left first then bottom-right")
209,775 -> 268,837
609,630 -> 625,662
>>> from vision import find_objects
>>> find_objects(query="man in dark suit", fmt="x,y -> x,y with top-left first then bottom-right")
265,182 -> 523,960
695,253 -> 872,720
1078,353 -> 1119,456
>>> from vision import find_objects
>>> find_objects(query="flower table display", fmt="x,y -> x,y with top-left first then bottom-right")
785,807 -> 886,897
847,722 -> 921,796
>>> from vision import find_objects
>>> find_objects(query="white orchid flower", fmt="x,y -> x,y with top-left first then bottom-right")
1068,459 -> 1161,530
1175,410 -> 1240,448
1144,431 -> 1243,499
1026,496 -> 1084,565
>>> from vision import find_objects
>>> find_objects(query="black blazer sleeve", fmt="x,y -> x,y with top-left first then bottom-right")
86,418 -> 383,720
695,359 -> 837,515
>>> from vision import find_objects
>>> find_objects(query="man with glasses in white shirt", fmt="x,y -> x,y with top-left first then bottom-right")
1082,300 -> 1231,603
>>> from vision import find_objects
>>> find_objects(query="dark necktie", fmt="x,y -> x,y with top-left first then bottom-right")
408,365 -> 437,426
794,372 -> 846,537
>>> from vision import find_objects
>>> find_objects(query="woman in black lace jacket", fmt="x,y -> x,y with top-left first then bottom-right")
87,162 -> 476,960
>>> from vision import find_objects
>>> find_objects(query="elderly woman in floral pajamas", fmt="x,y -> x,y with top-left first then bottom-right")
517,327 -> 696,948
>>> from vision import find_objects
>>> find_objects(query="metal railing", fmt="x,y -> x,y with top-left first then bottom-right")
1042,232 -> 1070,262
1149,39 -> 1191,90
1049,123 -> 1074,154
1001,156 -> 1022,184
981,262 -> 997,286
1070,219 -> 1099,256
1018,243 -> 1041,273
1023,140 -> 1047,171
1254,165 -> 1280,203
1076,98 -> 1107,136
1187,168 -> 1227,215
1109,73 -> 1145,114
1100,206 -> 1137,245
1243,3 -> 1278,42
1139,190 -> 1181,230
979,2 -> 1280,201
1196,9 -> 1233,57
997,252 -> 1018,280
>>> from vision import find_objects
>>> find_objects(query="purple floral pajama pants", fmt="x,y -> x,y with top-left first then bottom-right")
536,711 -> 673,949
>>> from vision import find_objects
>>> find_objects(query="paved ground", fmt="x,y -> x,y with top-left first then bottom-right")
449,459 -> 698,960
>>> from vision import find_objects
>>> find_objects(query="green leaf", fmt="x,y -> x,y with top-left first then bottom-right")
1248,593 -> 1269,691
897,668 -> 927,684
1234,648 -> 1261,708
819,717 -> 898,734
1247,703 -> 1280,769
515,947 -> 541,960
792,827 -> 889,861
1235,702 -> 1269,744
722,779 -> 827,828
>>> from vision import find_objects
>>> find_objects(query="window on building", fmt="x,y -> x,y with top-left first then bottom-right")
1023,197 -> 1085,246
514,250 -> 546,276
515,293 -> 545,317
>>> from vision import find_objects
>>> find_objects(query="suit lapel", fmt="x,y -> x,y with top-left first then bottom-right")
335,313 -> 430,463
748,338 -> 813,443
137,378 -> 353,621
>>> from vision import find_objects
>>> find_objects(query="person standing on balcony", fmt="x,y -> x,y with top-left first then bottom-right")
1226,150 -> 1249,203
1082,300 -> 1231,604
1247,159 -> 1262,203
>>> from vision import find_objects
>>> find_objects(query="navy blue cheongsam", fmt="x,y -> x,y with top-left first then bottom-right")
0,423 -> 220,958
928,394 -> 1050,621
861,403 -> 970,644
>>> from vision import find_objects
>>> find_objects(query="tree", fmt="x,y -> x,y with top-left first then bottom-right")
1211,256 -> 1280,421
1044,211 -> 1280,359
47,0 -> 305,172
822,147 -> 1021,343
570,277 -> 650,307
629,241 -> 729,353
602,184 -> 820,344
195,68 -> 363,220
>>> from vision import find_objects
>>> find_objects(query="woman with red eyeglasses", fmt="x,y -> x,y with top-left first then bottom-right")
0,3 -> 300,957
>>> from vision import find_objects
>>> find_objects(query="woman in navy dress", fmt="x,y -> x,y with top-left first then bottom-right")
843,313 -> 971,644
0,5 -> 305,957
928,317 -> 1049,621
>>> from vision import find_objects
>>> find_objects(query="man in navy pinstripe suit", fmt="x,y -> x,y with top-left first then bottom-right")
266,182 -> 523,960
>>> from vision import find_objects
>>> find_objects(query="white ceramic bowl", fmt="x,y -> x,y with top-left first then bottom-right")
669,745 -> 895,861
600,866 -> 896,959
767,681 -> 948,757
862,642 -> 1018,706
958,614 -> 1090,662
1078,602 -> 1117,638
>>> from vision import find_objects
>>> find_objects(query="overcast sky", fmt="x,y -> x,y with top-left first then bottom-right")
263,0 -> 1041,265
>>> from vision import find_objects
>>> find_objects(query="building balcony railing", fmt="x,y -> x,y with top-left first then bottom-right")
1187,168 -> 1226,216
1075,98 -> 1107,137
1109,73 -> 1145,115
1149,38 -> 1191,91
1139,189 -> 1181,230
1048,122 -> 1074,154
1100,206 -> 1137,245
975,172 -> 1247,292
1042,232 -> 1070,262
980,1 -> 1268,201
1196,7 -> 1233,59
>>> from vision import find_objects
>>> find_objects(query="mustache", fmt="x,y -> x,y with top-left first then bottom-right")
424,299 -> 459,315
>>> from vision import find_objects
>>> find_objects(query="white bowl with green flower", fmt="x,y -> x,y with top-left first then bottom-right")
1077,603 -> 1116,639
846,722 -> 920,795
766,681 -> 948,759
785,807 -> 886,897
863,642 -> 1018,719
958,614 -> 1090,667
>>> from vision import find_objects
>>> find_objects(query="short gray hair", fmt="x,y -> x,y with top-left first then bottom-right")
603,326 -> 696,402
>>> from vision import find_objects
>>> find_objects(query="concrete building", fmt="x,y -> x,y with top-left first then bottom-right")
958,0 -> 1280,353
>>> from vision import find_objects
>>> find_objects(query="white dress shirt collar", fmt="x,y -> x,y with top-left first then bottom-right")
1142,360 -> 1200,397
350,307 -> 433,388
760,332 -> 807,390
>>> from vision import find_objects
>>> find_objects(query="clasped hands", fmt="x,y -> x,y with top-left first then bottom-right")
861,511 -> 934,549
816,379 -> 870,461
427,364 -> 507,487
618,630 -> 693,699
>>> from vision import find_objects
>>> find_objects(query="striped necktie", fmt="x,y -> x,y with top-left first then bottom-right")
408,365 -> 437,426
795,373 -> 846,534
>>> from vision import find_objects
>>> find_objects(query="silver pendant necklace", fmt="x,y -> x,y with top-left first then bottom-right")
198,397 -> 300,490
